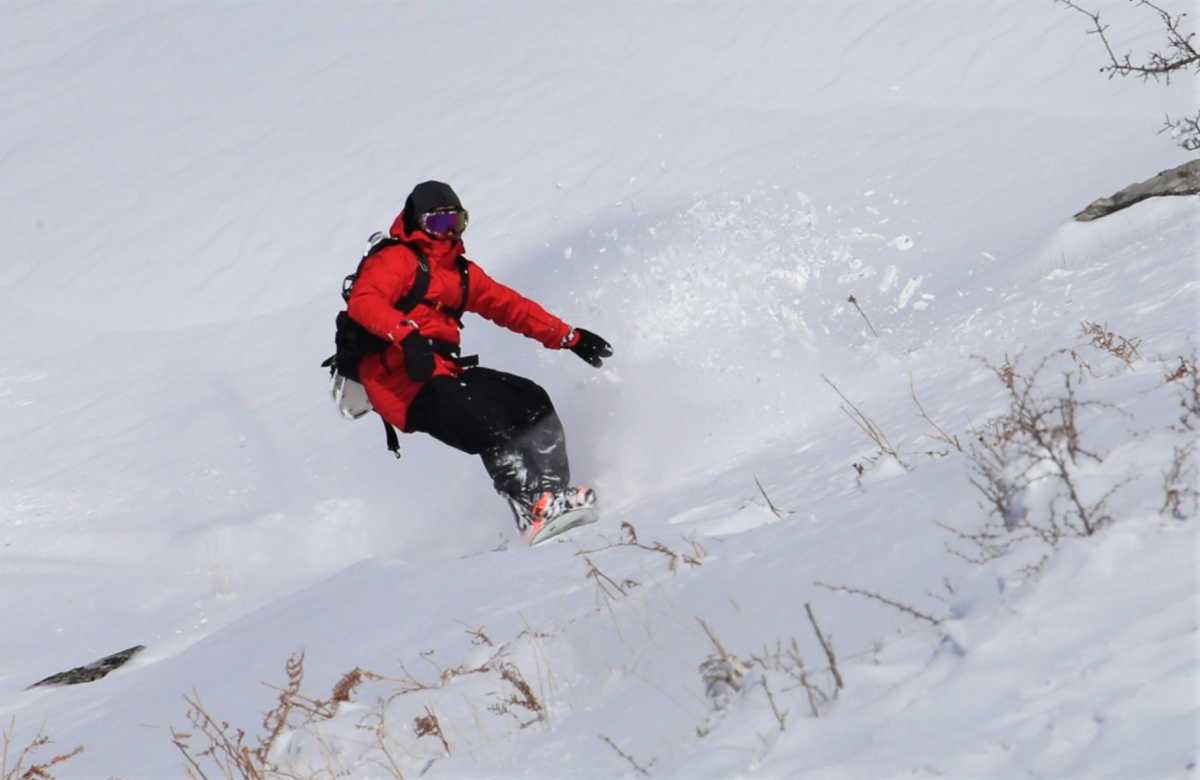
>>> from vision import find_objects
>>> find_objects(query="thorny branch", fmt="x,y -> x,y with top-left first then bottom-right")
1055,0 -> 1199,81
1055,0 -> 1199,148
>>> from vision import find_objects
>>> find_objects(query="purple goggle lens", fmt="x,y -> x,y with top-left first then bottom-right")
421,210 -> 469,237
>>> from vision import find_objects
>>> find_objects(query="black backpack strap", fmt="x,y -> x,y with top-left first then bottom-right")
441,256 -> 471,325
343,236 -> 430,311
382,418 -> 402,459
393,245 -> 431,313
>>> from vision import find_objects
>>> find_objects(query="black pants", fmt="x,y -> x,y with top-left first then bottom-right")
406,367 -> 570,501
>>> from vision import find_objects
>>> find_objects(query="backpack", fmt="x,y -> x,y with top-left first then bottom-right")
321,231 -> 472,457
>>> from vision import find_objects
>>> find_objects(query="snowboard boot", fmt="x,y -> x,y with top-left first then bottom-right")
524,486 -> 597,544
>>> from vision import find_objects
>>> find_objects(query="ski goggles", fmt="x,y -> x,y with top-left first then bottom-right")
419,209 -> 469,237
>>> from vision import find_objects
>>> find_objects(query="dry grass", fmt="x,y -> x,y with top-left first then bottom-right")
909,375 -> 962,454
412,707 -> 449,754
172,652 -> 385,779
696,604 -> 845,742
488,663 -> 545,727
1080,320 -> 1142,367
1161,443 -> 1198,520
822,374 -> 912,473
171,629 -> 564,778
1,719 -> 84,780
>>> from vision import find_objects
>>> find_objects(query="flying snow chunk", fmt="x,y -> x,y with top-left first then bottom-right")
898,276 -> 923,309
892,235 -> 916,251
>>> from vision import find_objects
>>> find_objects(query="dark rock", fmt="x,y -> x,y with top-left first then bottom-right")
28,645 -> 146,688
1074,159 -> 1200,221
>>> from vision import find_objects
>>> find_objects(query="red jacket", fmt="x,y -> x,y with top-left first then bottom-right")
348,212 -> 572,431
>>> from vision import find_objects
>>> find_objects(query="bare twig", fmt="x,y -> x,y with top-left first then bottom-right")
583,555 -> 635,600
172,727 -> 212,780
847,294 -> 879,337
909,375 -> 962,452
459,622 -> 494,647
823,375 -> 911,470
760,677 -> 788,731
1160,109 -> 1200,150
754,475 -> 790,519
804,603 -> 844,692
576,522 -> 705,571
697,618 -> 732,660
599,735 -> 651,776
815,581 -> 943,626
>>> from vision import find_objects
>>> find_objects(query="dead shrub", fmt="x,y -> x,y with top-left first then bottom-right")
1164,354 -> 1199,430
963,350 -> 1124,553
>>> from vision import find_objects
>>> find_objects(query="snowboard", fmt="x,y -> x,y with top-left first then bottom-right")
329,371 -> 372,419
527,505 -> 600,546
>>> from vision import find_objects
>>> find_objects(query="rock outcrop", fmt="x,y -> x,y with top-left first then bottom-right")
28,645 -> 146,688
1074,159 -> 1200,221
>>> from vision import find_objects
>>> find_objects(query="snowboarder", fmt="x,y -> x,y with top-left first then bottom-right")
345,181 -> 612,541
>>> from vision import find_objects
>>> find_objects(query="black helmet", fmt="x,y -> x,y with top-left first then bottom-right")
403,181 -> 463,233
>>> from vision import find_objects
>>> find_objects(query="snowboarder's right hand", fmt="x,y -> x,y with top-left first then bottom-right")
566,328 -> 613,368
401,331 -> 436,381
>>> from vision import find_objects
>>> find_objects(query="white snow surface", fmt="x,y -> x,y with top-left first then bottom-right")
1,2 -> 1197,778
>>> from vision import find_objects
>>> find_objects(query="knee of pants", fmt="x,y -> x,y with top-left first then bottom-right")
523,386 -> 555,425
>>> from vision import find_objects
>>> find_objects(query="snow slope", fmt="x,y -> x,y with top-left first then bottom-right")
1,2 -> 1196,777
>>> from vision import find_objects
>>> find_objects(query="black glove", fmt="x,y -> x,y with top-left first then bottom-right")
567,328 -> 613,368
401,331 -> 435,381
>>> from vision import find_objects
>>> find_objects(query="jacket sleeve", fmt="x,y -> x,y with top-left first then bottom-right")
346,247 -> 420,343
465,262 -> 572,349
